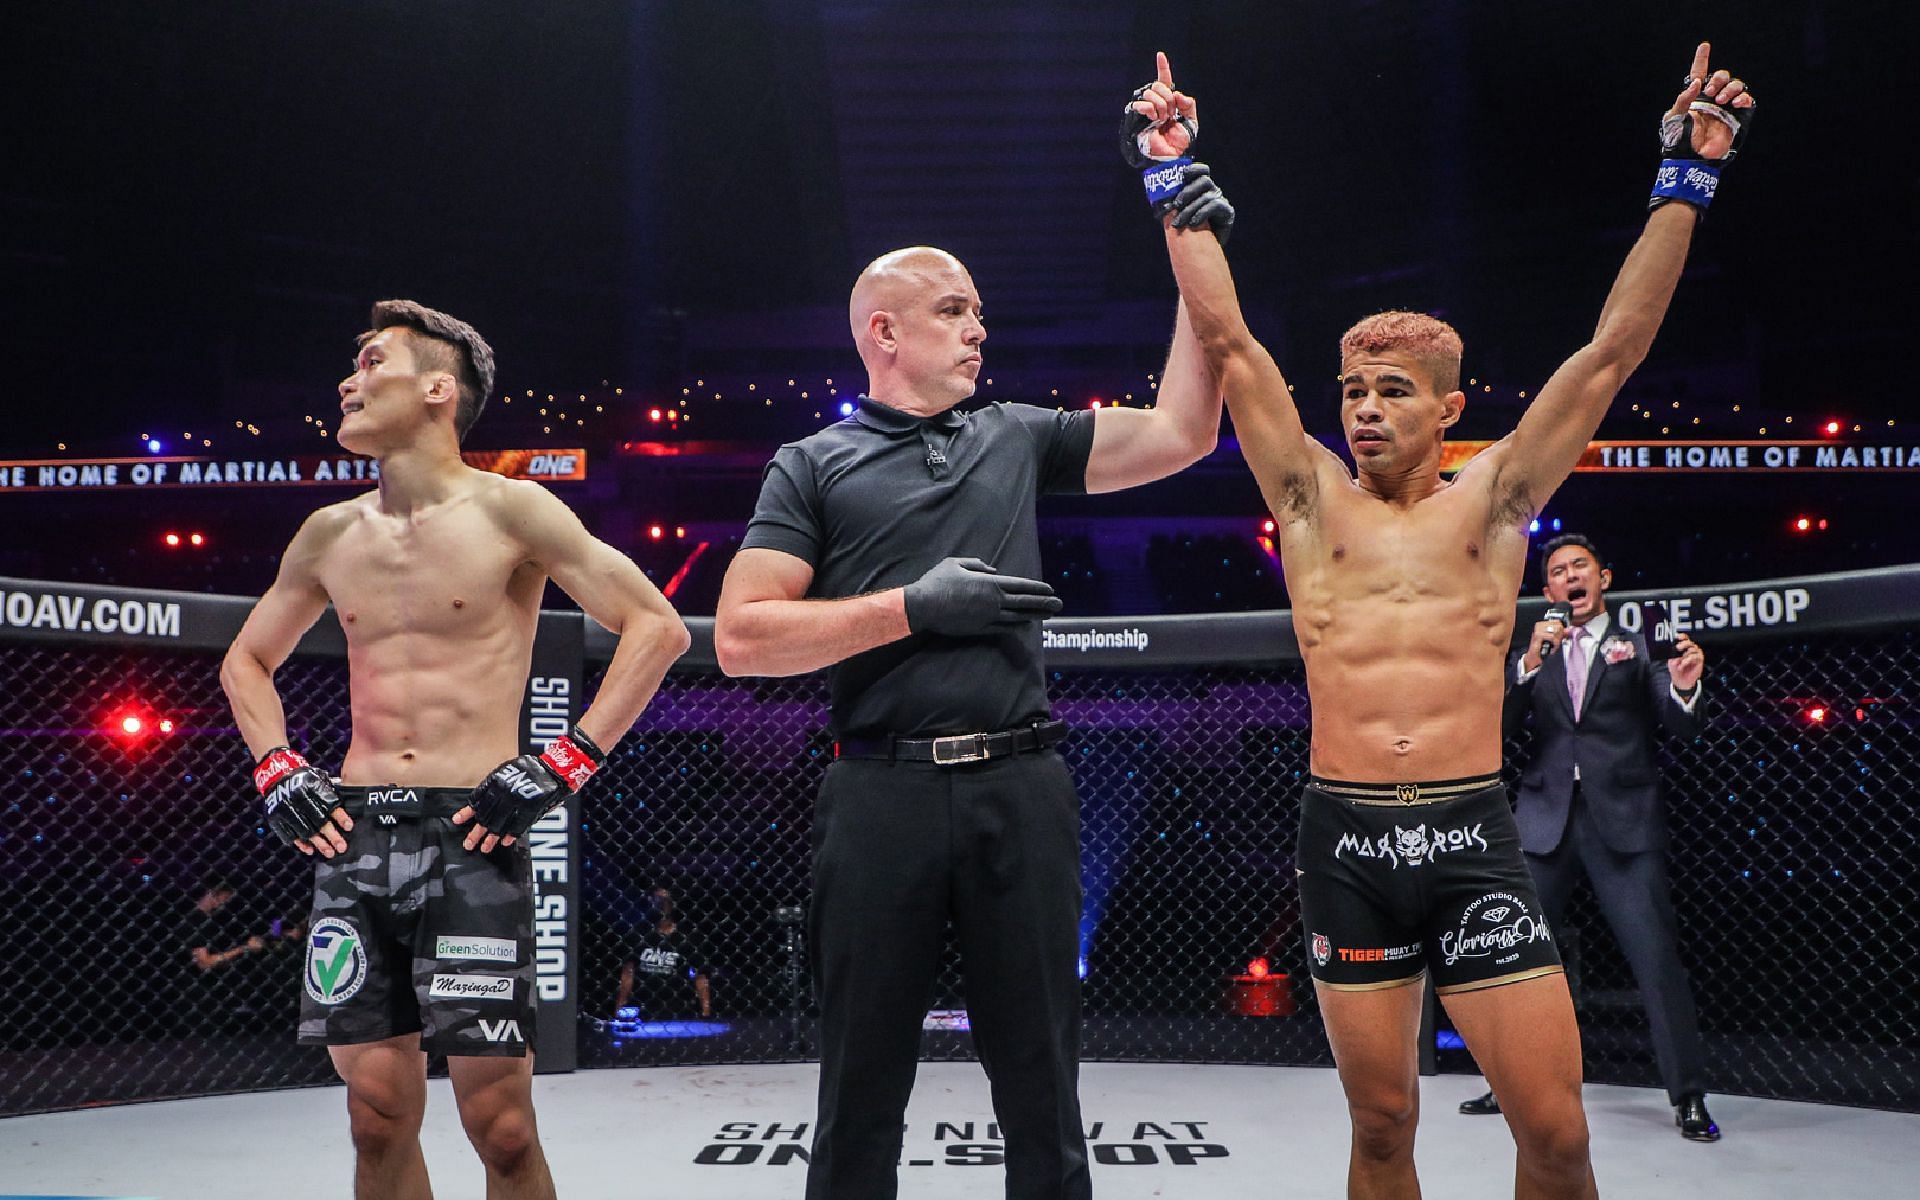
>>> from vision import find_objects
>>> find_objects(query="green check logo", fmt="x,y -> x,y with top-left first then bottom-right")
305,917 -> 367,1004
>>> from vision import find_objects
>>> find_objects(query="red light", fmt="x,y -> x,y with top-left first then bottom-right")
674,525 -> 686,539
1247,957 -> 1271,979
163,532 -> 181,547
648,408 -> 663,422
1855,707 -> 1868,722
1824,420 -> 1842,435
1261,518 -> 1276,534
1807,706 -> 1827,724
189,533 -> 205,547
120,715 -> 144,735
1818,519 -> 1829,531
1793,517 -> 1812,533
648,524 -> 664,540
1089,399 -> 1103,409
667,410 -> 679,421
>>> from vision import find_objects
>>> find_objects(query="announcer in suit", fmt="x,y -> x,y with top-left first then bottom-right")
1460,533 -> 1720,1141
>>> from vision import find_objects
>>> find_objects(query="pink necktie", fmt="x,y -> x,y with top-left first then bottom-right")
1566,625 -> 1588,720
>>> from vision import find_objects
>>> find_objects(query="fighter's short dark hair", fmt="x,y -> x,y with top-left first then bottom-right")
1538,532 -> 1605,578
360,299 -> 496,442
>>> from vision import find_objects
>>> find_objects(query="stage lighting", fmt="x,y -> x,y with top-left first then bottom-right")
839,401 -> 855,417
1806,706 -> 1827,724
1246,957 -> 1271,979
648,524 -> 664,540
1824,420 -> 1842,435
163,532 -> 181,548
189,533 -> 205,547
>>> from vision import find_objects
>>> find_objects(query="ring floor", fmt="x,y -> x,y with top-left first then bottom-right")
3,1062 -> 1913,1198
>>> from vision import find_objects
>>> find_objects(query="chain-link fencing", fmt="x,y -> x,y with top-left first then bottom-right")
1,569 -> 1915,1116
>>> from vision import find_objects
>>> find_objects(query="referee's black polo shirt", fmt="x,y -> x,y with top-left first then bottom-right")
742,394 -> 1096,739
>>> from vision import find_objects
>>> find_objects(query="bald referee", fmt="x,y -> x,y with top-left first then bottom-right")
714,240 -> 1227,1198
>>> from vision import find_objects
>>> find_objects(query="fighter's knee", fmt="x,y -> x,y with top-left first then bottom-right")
1511,1107 -> 1591,1179
1348,1092 -> 1419,1161
465,1107 -> 539,1174
345,1088 -> 421,1155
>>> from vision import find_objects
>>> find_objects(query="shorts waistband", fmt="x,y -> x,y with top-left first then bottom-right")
334,785 -> 472,819
1307,773 -> 1503,807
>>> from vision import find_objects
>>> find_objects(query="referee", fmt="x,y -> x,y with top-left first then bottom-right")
714,240 -> 1226,1200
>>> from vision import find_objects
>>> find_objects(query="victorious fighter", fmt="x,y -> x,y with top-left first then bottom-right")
222,301 -> 689,1199
1130,45 -> 1752,1198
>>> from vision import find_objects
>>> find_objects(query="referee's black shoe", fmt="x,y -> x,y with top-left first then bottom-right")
1675,1093 -> 1721,1142
1458,1090 -> 1501,1116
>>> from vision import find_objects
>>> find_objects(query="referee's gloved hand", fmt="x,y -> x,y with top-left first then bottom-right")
904,557 -> 1062,637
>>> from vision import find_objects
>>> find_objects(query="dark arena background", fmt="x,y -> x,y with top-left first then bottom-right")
3,2 -> 1917,1197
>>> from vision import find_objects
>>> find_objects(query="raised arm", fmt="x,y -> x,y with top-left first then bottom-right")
1083,298 -> 1220,493
1127,52 -> 1338,521
1164,219 -> 1334,521
503,481 -> 691,750
1478,44 -> 1754,517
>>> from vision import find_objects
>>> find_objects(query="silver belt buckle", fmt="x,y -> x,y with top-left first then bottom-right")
932,732 -> 990,765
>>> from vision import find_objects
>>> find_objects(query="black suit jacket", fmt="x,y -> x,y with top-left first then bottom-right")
1504,622 -> 1706,855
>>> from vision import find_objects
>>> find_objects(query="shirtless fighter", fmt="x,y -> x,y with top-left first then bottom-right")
222,301 -> 689,1199
1129,46 -> 1752,1198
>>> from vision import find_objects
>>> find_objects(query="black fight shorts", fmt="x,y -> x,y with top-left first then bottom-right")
298,785 -> 537,1056
1297,775 -> 1563,995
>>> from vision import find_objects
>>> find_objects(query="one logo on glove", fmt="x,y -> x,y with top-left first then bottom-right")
497,764 -> 546,800
253,747 -> 307,794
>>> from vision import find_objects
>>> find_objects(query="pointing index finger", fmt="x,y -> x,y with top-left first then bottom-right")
1156,51 -> 1173,90
1688,42 -> 1710,84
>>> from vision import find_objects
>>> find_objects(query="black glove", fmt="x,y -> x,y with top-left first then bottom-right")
1120,84 -> 1198,170
253,747 -> 341,848
1165,162 -> 1235,246
467,726 -> 607,842
903,557 -> 1062,637
1650,88 -> 1752,214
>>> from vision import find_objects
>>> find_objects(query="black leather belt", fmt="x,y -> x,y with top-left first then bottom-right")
834,719 -> 1068,765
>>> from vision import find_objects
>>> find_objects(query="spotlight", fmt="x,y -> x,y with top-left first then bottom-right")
1261,518 -> 1276,534
649,408 -> 663,422
163,532 -> 181,548
1793,516 -> 1812,533
147,439 -> 164,453
1824,420 -> 1842,436
648,524 -> 664,540
121,715 -> 144,735
839,401 -> 855,417
1247,957 -> 1271,979
189,533 -> 205,547
1806,706 -> 1827,724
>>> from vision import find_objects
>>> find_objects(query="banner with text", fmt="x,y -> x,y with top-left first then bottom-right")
0,449 -> 586,492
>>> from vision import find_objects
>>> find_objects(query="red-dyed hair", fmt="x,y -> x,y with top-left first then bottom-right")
1339,311 -> 1463,395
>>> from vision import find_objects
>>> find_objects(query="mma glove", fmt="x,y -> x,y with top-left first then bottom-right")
1650,91 -> 1752,215
253,747 -> 341,847
467,726 -> 607,842
903,557 -> 1062,638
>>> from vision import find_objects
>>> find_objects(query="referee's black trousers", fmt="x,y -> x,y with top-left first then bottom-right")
805,750 -> 1091,1200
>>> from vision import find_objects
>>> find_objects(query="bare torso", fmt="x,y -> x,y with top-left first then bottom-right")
1280,464 -> 1527,781
309,473 -> 546,786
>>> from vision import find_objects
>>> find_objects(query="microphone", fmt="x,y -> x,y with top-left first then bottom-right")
1538,605 -> 1571,661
